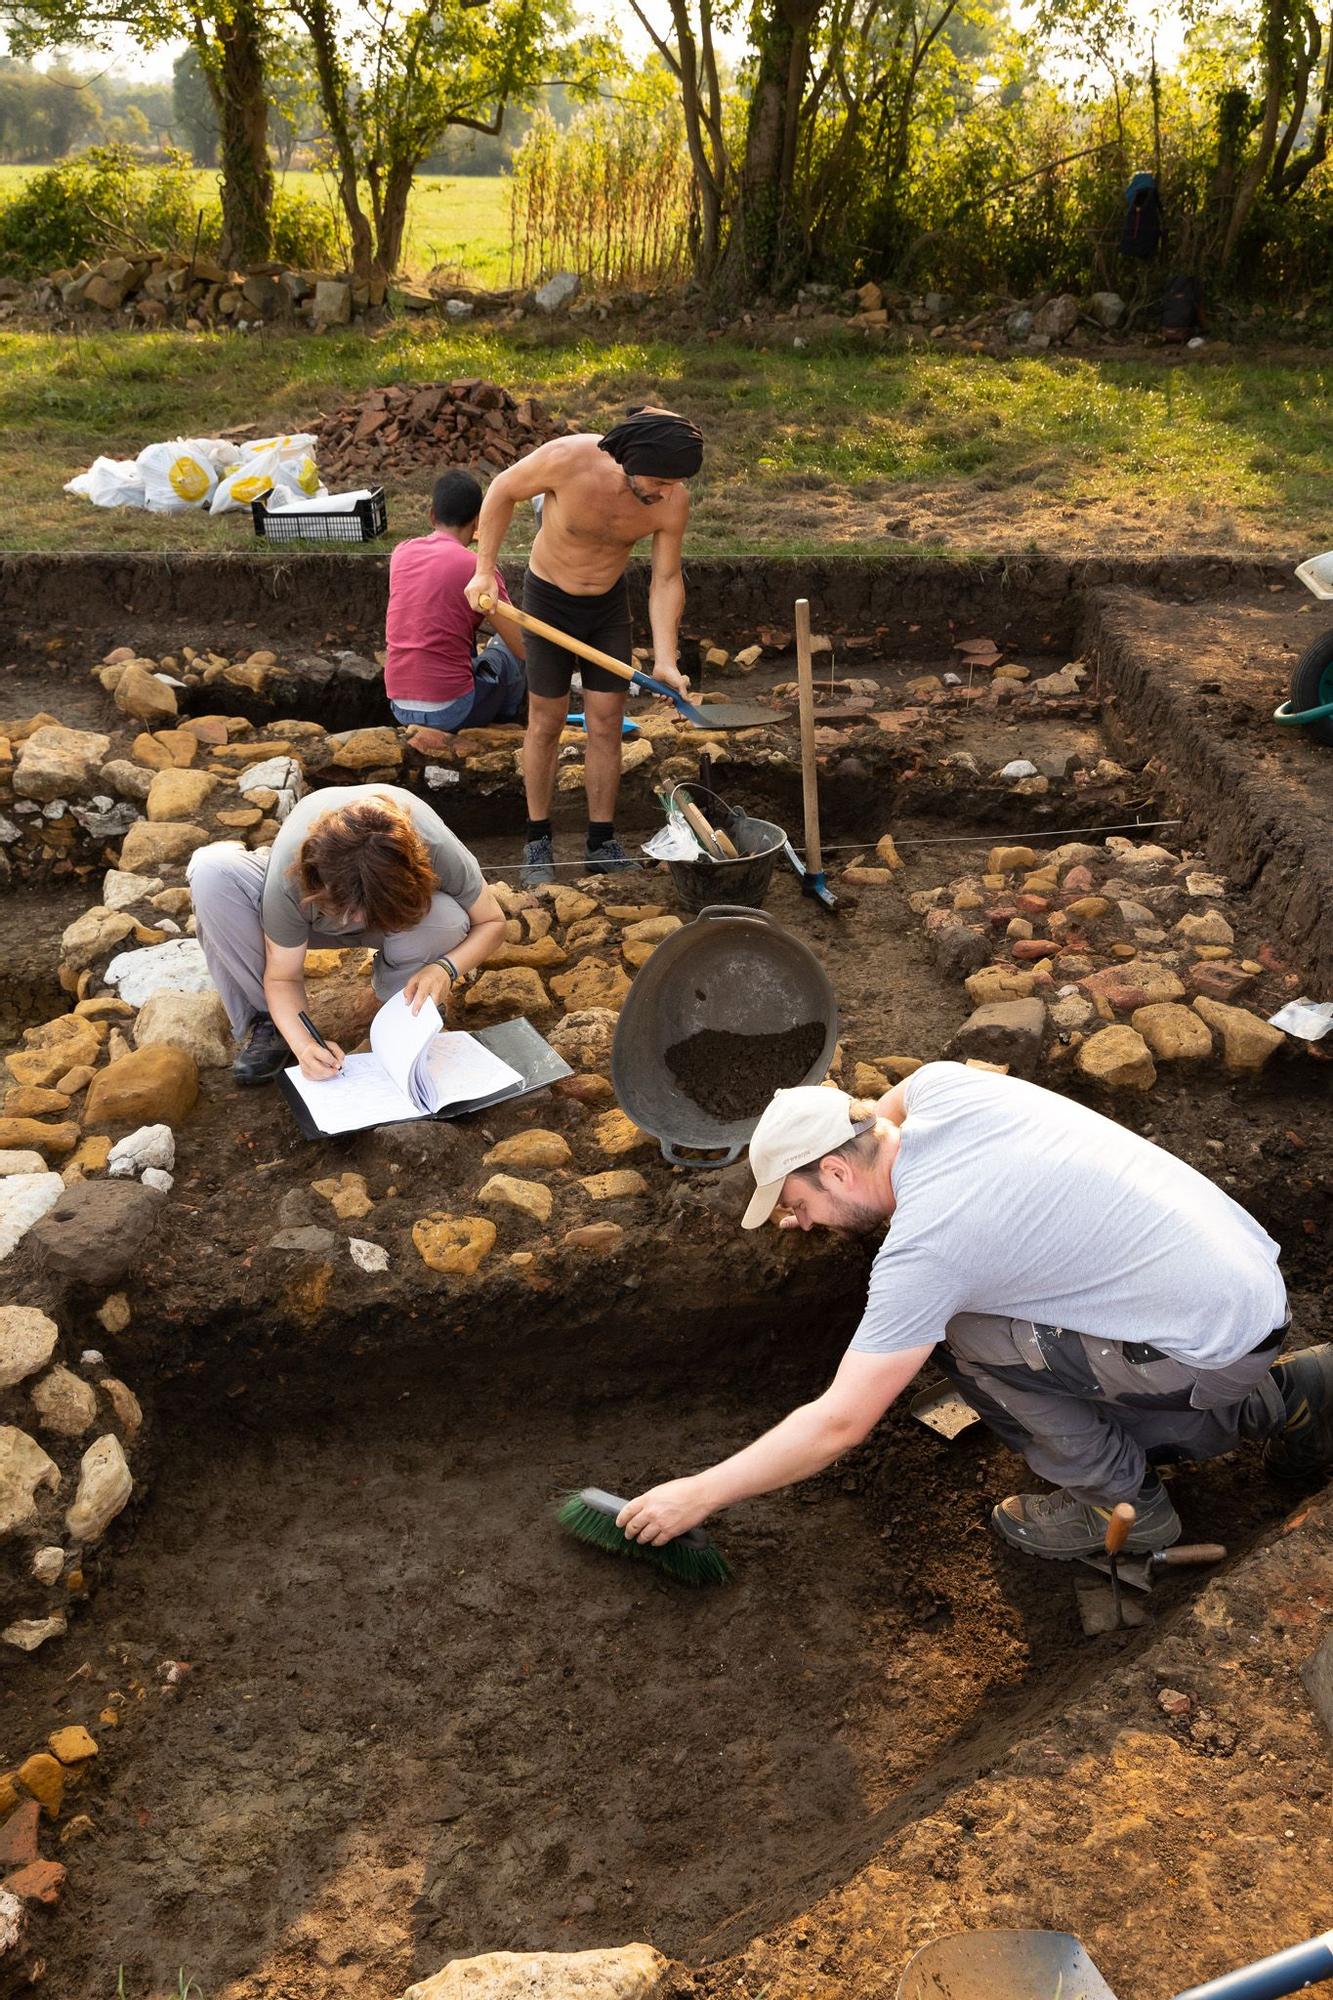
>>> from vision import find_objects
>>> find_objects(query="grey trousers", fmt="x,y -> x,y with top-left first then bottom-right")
937,1312 -> 1289,1504
187,841 -> 471,1035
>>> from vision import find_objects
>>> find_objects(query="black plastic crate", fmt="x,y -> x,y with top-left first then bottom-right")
252,486 -> 388,543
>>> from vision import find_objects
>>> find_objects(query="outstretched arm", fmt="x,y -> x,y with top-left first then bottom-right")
646,504 -> 690,696
617,1343 -> 933,1545
465,439 -> 571,610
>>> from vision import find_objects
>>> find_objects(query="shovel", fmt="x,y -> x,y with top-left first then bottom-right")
478,596 -> 778,730
896,1926 -> 1333,1999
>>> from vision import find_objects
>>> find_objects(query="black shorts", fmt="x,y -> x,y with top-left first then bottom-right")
522,569 -> 631,700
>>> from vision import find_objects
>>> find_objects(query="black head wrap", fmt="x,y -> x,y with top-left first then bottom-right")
598,406 -> 703,479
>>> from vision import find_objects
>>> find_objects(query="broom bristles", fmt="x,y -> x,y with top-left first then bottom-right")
557,1491 -> 732,1587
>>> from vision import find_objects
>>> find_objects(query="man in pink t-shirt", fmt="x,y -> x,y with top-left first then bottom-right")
385,470 -> 526,732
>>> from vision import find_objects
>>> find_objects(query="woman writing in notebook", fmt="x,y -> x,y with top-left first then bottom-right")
187,785 -> 507,1086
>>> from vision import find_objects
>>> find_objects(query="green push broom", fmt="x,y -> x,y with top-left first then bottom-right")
557,1488 -> 732,1587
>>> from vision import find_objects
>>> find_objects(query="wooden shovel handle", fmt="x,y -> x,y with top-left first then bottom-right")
477,593 -> 636,688
1105,1502 -> 1136,1556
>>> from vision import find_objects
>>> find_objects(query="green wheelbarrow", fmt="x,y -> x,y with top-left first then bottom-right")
897,1926 -> 1333,1998
1275,552 -> 1333,745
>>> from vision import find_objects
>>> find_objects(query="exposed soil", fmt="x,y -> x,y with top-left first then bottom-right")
0,1319 -> 1316,2000
1,560 -> 1331,2000
665,1022 -> 827,1123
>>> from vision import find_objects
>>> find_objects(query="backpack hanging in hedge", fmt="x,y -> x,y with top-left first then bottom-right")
1161,272 -> 1202,341
1121,171 -> 1162,259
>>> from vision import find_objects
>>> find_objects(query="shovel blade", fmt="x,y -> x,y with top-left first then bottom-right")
898,1930 -> 1119,1999
686,702 -> 786,730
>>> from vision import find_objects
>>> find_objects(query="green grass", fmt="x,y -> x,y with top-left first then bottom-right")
1,322 -> 1330,557
0,165 -> 512,285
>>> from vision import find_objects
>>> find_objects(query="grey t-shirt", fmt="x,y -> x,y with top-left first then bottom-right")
261,785 -> 484,947
849,1062 -> 1285,1368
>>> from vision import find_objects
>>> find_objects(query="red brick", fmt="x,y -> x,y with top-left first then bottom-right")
0,1801 -> 40,1871
1187,961 -> 1255,1003
3,1860 -> 66,1906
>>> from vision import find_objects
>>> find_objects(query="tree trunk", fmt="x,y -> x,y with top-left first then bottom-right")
1220,0 -> 1288,266
372,156 -> 417,282
204,0 -> 273,268
298,0 -> 375,288
716,0 -> 823,299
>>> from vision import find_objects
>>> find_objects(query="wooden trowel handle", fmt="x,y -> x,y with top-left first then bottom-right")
1151,1543 -> 1227,1568
1105,1502 -> 1136,1556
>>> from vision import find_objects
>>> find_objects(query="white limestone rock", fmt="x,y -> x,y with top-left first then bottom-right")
65,1434 -> 133,1544
31,1366 -> 99,1438
108,1123 -> 176,1178
402,1944 -> 668,1999
104,936 -> 212,1005
0,1426 -> 60,1536
0,1306 -> 59,1390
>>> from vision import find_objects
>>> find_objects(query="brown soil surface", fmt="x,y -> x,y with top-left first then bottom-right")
1,565 -> 1331,2000
0,1331 -> 1316,2000
665,1022 -> 827,1122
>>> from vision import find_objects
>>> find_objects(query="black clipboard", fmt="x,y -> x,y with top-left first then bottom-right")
278,1016 -> 574,1140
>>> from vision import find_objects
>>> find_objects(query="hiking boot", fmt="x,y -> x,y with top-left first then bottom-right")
232,1013 -> 291,1086
1263,1344 -> 1333,1481
991,1478 -> 1182,1560
583,834 -> 634,875
520,834 -> 556,888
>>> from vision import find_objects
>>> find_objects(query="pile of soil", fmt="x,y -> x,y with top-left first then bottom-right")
313,378 -> 570,484
666,1021 -> 826,1121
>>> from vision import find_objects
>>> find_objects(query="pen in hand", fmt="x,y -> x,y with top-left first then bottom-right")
298,1010 -> 344,1078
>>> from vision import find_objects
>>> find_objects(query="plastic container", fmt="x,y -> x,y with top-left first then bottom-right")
664,784 -> 787,914
252,487 -> 388,544
1294,551 -> 1333,600
611,903 -> 837,1167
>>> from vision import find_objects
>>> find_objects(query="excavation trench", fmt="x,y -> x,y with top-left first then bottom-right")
4,1277 -> 1317,2000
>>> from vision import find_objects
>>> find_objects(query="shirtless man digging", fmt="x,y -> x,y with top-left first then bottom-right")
465,406 -> 703,885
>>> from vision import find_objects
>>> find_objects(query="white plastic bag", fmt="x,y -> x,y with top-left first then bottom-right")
209,446 -> 284,515
65,456 -> 146,509
137,438 -> 218,512
243,432 -> 322,497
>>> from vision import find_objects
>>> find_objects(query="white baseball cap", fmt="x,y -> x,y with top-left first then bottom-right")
742,1086 -> 875,1230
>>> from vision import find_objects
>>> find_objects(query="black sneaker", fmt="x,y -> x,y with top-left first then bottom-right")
584,834 -> 635,875
991,1479 -> 1182,1560
521,834 -> 556,888
1263,1344 -> 1333,1481
232,1014 -> 291,1086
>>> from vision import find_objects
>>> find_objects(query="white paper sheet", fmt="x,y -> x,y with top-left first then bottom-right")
423,1031 -> 523,1108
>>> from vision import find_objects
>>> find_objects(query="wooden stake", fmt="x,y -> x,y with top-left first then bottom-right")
795,597 -> 822,877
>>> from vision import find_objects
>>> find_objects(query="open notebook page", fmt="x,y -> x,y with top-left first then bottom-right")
283,990 -> 443,1135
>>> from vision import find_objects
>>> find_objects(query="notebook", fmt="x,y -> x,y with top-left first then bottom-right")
279,990 -> 569,1138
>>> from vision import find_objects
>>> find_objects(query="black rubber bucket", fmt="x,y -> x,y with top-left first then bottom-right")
664,784 -> 786,914
611,904 -> 838,1167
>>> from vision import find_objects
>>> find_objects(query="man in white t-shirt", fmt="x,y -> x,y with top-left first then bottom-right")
617,1063 -> 1330,1562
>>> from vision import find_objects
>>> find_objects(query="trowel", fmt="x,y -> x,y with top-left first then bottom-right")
897,1926 -> 1333,1999
1074,1501 -> 1226,1636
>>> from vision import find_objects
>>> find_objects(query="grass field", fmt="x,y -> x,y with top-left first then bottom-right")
1,322 -> 1330,558
0,165 -> 513,286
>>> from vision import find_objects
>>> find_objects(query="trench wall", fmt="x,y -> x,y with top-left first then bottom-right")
0,551 -> 1291,657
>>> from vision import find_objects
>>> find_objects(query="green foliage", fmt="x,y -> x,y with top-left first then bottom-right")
0,60 -> 101,161
0,144 -> 208,274
268,183 -> 342,266
508,67 -> 696,289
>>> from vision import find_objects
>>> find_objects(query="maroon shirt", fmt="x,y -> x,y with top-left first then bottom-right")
384,533 -> 511,704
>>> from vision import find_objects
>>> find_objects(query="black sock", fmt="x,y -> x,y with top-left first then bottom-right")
587,820 -> 615,848
526,818 -> 552,845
